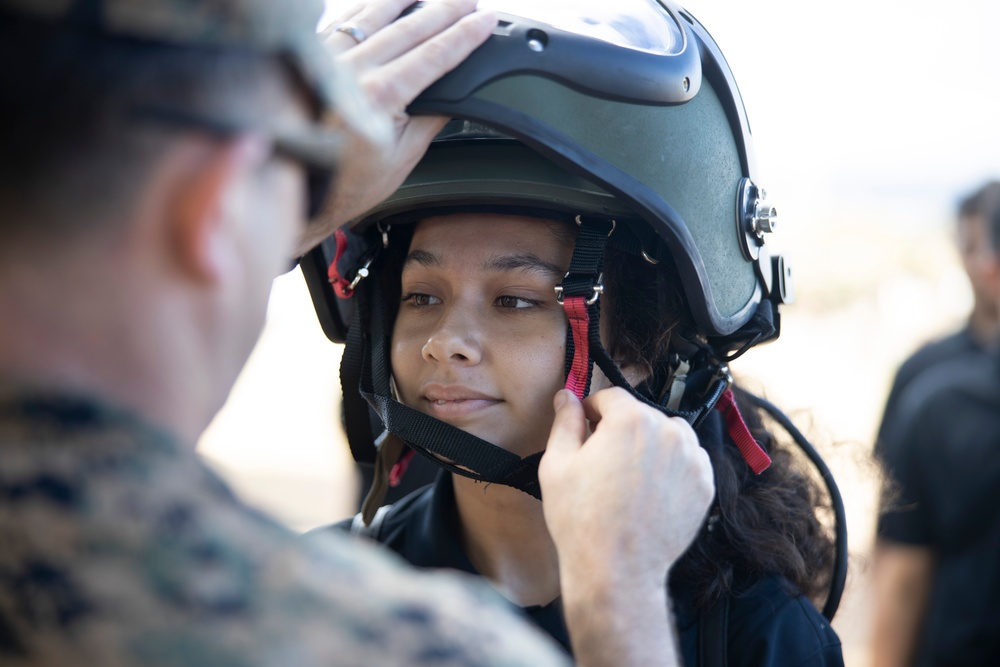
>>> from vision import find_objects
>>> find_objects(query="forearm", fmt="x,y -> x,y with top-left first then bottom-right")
870,541 -> 934,667
561,565 -> 680,667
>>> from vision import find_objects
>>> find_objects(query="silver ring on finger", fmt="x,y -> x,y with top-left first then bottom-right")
334,23 -> 367,45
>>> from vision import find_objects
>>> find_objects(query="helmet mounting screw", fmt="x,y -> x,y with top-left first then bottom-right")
736,178 -> 778,261
526,29 -> 547,52
752,202 -> 778,235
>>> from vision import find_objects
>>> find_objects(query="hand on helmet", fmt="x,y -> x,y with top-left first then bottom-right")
296,0 -> 497,254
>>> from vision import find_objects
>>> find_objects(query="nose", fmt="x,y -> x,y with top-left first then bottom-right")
421,305 -> 483,366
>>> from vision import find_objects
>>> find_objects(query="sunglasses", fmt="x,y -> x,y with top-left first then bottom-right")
131,105 -> 342,219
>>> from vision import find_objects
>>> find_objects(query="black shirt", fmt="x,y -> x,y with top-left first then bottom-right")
319,469 -> 843,666
876,327 -> 987,461
878,352 -> 1000,666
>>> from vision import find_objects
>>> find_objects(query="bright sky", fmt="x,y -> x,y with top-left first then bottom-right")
681,0 -> 1000,230
321,0 -> 1000,228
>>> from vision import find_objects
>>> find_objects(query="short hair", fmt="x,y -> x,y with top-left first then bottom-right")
0,13 -> 301,243
956,180 -> 1000,254
988,192 -> 1000,254
957,180 -> 1000,221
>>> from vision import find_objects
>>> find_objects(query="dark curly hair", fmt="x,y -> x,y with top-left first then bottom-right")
602,244 -> 835,611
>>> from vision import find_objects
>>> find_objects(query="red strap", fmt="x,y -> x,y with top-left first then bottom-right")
563,296 -> 591,400
389,450 -> 415,488
715,389 -> 771,474
327,228 -> 353,299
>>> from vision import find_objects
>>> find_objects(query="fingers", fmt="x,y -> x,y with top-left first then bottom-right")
357,8 -> 496,111
579,386 -> 637,424
350,0 -> 485,67
328,0 -> 496,112
544,390 -> 587,459
582,388 -> 710,467
394,114 -> 450,164
322,0 -> 419,54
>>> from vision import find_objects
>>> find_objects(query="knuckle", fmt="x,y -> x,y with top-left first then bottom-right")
391,13 -> 424,44
419,37 -> 452,68
364,76 -> 400,109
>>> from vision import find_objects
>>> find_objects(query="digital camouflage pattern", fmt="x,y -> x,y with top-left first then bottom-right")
0,0 -> 337,106
0,0 -> 387,164
0,390 -> 570,666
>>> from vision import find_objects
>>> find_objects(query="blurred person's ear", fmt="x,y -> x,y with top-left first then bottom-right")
165,135 -> 270,286
984,251 -> 1000,289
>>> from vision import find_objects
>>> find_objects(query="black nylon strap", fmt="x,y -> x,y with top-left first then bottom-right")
339,282 -> 377,464
560,218 -> 614,298
698,595 -> 730,667
559,217 -> 614,394
564,218 -> 727,426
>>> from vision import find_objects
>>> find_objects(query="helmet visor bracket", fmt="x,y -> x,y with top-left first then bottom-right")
411,0 -> 700,105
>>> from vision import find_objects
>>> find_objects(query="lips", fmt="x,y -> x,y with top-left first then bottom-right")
422,384 -> 501,420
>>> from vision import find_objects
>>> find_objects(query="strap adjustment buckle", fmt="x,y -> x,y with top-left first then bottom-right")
555,272 -> 604,306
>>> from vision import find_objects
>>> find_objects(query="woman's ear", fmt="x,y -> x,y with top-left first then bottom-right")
618,363 -> 651,389
588,362 -> 650,395
165,134 -> 269,285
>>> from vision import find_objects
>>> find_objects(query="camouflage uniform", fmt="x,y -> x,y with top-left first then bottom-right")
0,0 -> 569,664
0,389 -> 570,666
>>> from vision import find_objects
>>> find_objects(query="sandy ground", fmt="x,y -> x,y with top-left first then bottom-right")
199,220 -> 969,666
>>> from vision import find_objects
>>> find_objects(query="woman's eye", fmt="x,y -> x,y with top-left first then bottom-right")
403,293 -> 441,307
496,295 -> 537,309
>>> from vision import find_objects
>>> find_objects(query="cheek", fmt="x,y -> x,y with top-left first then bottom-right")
390,316 -> 423,402
503,322 -> 567,394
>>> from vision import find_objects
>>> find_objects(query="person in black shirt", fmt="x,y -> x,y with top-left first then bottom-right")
872,181 -> 1000,667
871,187 -> 1000,667
874,180 -> 1000,463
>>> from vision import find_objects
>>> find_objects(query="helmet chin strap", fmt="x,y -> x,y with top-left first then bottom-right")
336,216 -> 771,525
559,216 -> 770,473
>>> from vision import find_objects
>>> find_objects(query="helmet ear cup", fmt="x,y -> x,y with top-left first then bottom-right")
300,241 -> 354,344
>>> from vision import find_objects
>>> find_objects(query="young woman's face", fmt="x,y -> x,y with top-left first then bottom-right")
391,213 -> 574,456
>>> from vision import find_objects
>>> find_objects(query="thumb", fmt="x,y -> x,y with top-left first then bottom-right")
544,390 -> 586,461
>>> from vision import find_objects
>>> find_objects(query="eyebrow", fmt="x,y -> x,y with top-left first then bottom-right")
402,250 -> 565,280
482,253 -> 565,279
402,249 -> 441,269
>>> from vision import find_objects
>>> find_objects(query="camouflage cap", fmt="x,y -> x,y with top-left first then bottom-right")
0,0 -> 390,166
2,0 -> 336,107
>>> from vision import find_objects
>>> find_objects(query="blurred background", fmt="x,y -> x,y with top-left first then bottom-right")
198,1 -> 1000,664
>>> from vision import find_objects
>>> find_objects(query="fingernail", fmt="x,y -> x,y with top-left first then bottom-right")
553,389 -> 569,411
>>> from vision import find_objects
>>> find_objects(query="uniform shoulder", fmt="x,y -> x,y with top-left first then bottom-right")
0,401 -> 566,667
295,532 -> 568,666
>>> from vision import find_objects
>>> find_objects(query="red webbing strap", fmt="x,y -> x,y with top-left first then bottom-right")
715,389 -> 771,474
326,228 -> 353,298
563,295 -> 591,400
